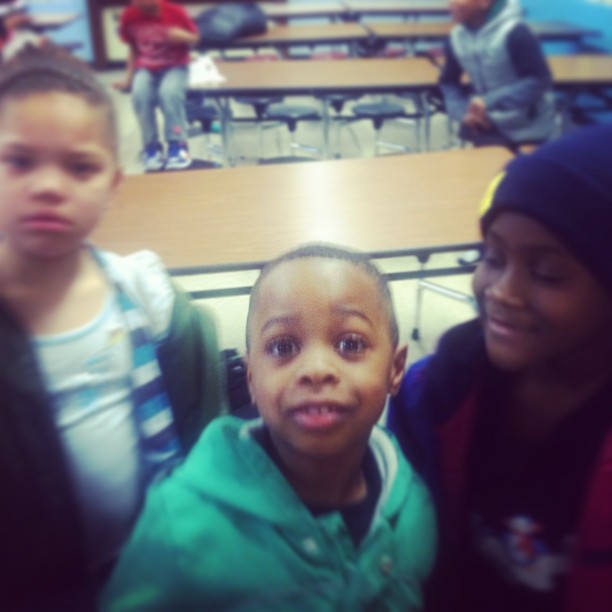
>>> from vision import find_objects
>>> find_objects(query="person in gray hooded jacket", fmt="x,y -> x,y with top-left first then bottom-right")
439,0 -> 556,149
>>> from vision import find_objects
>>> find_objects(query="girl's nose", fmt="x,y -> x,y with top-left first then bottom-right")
487,266 -> 527,308
29,166 -> 69,202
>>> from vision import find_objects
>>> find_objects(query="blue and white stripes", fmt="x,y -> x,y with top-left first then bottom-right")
113,272 -> 182,480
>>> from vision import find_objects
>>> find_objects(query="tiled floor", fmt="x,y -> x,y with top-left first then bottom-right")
99,67 -> 477,364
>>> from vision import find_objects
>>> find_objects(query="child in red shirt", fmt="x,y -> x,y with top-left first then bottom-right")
115,0 -> 199,171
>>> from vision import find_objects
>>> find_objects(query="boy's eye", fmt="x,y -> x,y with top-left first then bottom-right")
265,337 -> 300,358
336,334 -> 367,355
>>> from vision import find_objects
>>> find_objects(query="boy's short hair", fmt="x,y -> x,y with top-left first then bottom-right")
246,244 -> 400,350
480,124 -> 612,292
0,44 -> 118,154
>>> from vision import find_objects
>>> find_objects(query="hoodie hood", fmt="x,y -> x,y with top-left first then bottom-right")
479,0 -> 522,34
175,416 -> 414,529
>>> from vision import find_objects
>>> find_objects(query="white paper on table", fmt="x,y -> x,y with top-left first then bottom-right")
189,55 -> 226,88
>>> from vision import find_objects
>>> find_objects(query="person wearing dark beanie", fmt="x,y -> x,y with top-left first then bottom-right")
388,125 -> 612,612
481,123 -> 612,291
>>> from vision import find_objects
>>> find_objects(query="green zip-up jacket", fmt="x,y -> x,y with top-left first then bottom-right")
102,416 -> 437,611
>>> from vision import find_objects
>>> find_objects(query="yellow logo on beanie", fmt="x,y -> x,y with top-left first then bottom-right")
479,171 -> 506,216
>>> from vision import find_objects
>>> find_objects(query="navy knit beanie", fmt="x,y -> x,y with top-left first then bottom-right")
480,124 -> 612,290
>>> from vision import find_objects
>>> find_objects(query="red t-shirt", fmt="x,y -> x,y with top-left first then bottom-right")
119,1 -> 198,71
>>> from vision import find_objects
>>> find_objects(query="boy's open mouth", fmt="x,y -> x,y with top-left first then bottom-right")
289,404 -> 350,430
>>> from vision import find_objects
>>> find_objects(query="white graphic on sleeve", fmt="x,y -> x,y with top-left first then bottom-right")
472,514 -> 573,592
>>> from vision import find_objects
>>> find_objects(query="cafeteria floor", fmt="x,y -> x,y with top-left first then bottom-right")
101,69 -> 477,364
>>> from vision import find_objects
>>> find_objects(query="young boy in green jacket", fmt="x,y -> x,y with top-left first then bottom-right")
102,244 -> 436,611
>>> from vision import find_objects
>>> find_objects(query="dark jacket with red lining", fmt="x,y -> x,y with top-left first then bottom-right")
387,319 -> 612,612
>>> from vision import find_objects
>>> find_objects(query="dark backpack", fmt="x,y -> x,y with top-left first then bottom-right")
195,2 -> 267,48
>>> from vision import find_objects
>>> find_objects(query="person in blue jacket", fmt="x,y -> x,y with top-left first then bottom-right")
103,244 -> 437,611
388,124 -> 612,612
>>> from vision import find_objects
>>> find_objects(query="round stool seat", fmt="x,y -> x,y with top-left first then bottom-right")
318,93 -> 361,114
185,103 -> 218,133
265,104 -> 320,132
235,95 -> 284,120
352,102 -> 406,130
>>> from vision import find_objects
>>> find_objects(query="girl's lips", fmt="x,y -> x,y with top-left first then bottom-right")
20,214 -> 71,232
289,404 -> 350,431
486,314 -> 533,339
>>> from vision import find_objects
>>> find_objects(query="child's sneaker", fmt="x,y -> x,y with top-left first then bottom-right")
143,142 -> 165,172
165,141 -> 192,170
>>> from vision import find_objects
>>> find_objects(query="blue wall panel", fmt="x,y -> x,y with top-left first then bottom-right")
523,0 -> 612,51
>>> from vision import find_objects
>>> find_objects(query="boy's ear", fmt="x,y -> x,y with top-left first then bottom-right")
244,353 -> 256,404
389,344 -> 408,397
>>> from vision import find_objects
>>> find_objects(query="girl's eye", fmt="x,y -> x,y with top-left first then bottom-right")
4,155 -> 33,170
266,338 -> 299,358
337,334 -> 367,355
70,162 -> 99,176
531,266 -> 569,285
481,246 -> 504,269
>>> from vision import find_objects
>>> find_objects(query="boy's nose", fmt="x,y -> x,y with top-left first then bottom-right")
297,347 -> 340,387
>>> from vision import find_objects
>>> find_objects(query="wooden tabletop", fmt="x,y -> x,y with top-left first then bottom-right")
193,54 -> 612,97
367,20 -> 452,40
366,19 -> 600,42
225,22 -> 370,48
549,54 -> 612,87
345,1 -> 450,18
190,2 -> 449,22
191,2 -> 349,21
93,148 -> 512,269
260,2 -> 349,20
208,18 -> 600,50
196,57 -> 440,95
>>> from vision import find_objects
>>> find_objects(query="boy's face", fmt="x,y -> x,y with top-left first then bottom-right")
473,212 -> 612,372
449,0 -> 492,26
0,92 -> 122,260
132,0 -> 162,16
247,258 -> 406,465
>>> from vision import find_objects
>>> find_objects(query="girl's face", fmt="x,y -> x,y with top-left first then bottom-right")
473,212 -> 612,373
0,91 -> 121,260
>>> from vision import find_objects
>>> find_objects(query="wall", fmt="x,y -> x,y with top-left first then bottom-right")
522,0 -> 612,52
29,0 -> 92,61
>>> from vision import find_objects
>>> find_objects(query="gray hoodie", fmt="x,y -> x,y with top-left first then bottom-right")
441,0 -> 556,143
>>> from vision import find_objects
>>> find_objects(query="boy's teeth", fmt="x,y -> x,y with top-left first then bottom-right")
307,406 -> 332,414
